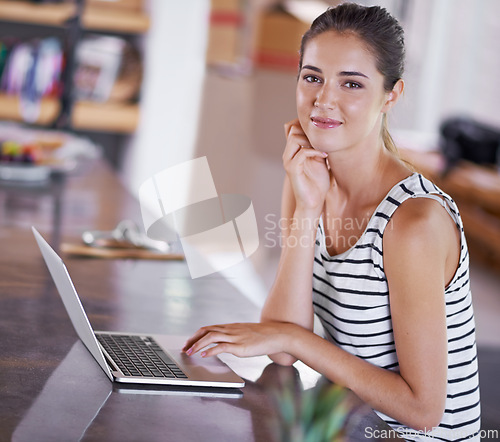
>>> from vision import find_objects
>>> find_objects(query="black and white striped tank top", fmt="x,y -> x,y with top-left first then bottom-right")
312,173 -> 480,441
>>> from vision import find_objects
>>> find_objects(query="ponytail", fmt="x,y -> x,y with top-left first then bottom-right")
382,113 -> 416,171
381,114 -> 399,157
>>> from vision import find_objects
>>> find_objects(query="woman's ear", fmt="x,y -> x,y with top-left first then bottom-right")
382,79 -> 404,113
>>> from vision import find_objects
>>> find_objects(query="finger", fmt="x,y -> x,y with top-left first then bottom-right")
284,118 -> 300,138
185,331 -> 234,356
285,147 -> 328,170
182,331 -> 206,352
201,342 -> 242,358
182,325 -> 227,351
286,124 -> 307,141
284,123 -> 308,153
282,122 -> 315,164
296,148 -> 328,160
282,136 -> 313,164
188,333 -> 228,356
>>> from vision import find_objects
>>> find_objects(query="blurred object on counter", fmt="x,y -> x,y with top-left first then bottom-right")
0,121 -> 101,182
61,219 -> 185,260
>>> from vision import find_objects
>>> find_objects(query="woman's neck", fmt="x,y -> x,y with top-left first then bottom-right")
327,140 -> 409,208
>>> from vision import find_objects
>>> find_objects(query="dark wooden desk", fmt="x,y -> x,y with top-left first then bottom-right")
0,160 -> 395,441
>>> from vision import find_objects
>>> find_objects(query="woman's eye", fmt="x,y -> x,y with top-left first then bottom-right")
345,81 -> 362,89
304,75 -> 321,83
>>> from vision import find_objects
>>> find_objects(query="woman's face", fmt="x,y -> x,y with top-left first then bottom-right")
296,30 -> 392,153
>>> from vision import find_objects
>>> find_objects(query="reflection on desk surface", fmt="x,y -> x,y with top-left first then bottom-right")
13,341 -> 112,442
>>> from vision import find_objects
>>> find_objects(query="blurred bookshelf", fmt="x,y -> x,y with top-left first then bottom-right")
0,0 -> 149,168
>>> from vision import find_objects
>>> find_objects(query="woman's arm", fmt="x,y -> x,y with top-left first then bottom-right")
259,177 -> 318,365
183,198 -> 457,431
260,119 -> 330,365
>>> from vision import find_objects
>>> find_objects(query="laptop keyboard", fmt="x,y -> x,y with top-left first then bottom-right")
96,334 -> 187,379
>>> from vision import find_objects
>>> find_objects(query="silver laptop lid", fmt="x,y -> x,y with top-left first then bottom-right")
32,227 -> 113,380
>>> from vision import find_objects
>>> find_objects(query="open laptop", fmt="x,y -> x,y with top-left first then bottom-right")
32,227 -> 245,389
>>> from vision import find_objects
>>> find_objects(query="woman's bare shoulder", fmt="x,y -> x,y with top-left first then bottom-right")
383,195 -> 460,280
386,196 -> 454,242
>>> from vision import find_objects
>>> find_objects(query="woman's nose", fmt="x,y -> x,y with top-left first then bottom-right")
314,85 -> 337,110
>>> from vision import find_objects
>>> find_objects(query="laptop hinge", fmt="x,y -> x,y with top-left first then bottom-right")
98,344 -> 122,374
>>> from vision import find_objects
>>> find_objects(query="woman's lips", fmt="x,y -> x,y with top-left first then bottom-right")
311,116 -> 342,129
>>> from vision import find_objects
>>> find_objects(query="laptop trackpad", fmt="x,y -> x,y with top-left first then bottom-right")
154,335 -> 243,381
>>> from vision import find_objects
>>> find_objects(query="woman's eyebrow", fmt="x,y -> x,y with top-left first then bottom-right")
300,66 -> 369,79
301,65 -> 322,73
339,70 -> 369,79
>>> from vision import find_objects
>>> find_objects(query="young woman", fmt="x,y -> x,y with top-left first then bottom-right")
183,3 -> 480,440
